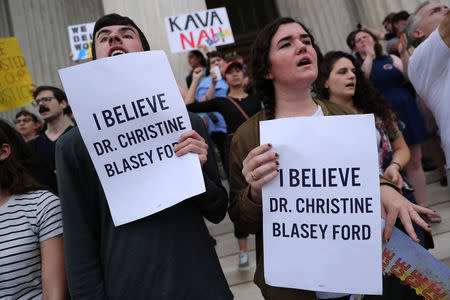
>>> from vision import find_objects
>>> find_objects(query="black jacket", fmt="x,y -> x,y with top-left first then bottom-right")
56,112 -> 232,299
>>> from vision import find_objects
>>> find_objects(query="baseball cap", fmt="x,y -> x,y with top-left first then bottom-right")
223,60 -> 243,76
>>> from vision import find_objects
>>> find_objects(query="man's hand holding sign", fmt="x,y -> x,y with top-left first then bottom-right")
174,129 -> 208,166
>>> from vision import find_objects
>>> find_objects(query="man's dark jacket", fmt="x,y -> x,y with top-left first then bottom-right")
56,112 -> 232,299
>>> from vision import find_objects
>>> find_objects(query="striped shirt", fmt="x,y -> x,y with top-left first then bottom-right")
0,190 -> 63,300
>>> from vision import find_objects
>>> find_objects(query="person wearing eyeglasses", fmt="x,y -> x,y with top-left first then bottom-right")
14,110 -> 42,142
28,86 -> 73,171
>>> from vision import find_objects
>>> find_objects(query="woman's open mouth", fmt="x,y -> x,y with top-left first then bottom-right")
297,58 -> 311,67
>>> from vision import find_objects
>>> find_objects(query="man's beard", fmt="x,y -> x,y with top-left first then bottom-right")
42,112 -> 61,123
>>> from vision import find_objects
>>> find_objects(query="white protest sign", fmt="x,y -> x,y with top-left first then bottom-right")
165,7 -> 234,53
67,22 -> 95,61
58,51 -> 205,226
260,114 -> 382,295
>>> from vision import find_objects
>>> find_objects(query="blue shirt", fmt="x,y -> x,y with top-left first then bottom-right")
195,75 -> 228,133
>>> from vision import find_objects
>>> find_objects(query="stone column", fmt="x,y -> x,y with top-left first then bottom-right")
0,0 -> 104,121
102,0 -> 208,88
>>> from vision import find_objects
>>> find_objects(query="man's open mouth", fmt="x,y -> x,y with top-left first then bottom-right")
108,47 -> 127,57
111,49 -> 126,56
39,107 -> 49,114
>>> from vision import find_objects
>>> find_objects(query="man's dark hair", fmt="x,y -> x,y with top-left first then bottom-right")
15,110 -> 39,123
91,13 -> 151,59
391,11 -> 410,36
346,30 -> 358,50
392,10 -> 410,23
250,17 -> 322,119
205,51 -> 225,75
33,86 -> 67,103
207,51 -> 225,61
206,51 -> 225,66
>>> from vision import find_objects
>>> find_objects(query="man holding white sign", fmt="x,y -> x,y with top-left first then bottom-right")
56,14 -> 232,299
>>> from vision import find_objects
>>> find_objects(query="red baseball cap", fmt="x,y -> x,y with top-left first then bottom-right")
222,60 -> 243,76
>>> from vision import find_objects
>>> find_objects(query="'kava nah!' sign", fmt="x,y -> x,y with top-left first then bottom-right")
165,7 -> 234,53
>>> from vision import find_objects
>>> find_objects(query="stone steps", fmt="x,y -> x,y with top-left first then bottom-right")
425,168 -> 442,185
230,282 -> 264,300
428,201 -> 450,235
219,250 -> 257,286
427,179 -> 450,269
214,231 -> 256,259
427,181 -> 450,207
429,231 -> 450,264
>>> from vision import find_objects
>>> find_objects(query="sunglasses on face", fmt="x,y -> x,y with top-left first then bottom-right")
33,97 -> 55,106
14,117 -> 33,124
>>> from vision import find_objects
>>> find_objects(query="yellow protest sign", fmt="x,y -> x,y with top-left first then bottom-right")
0,37 -> 33,112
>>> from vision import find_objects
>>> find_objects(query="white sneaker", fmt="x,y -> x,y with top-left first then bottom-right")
238,250 -> 249,270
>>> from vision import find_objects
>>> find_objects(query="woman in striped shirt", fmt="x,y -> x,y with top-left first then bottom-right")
0,120 -> 67,300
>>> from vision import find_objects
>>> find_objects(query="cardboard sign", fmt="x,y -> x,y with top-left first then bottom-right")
67,22 -> 95,61
0,37 -> 33,112
165,7 -> 234,53
260,114 -> 382,295
58,51 -> 205,226
383,228 -> 450,299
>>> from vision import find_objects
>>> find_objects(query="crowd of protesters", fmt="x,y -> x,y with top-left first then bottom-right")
0,1 -> 448,299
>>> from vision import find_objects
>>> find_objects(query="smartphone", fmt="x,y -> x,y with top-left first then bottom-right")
211,66 -> 222,81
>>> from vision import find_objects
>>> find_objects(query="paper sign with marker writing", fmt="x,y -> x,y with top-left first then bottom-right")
67,22 -> 95,61
0,37 -> 33,111
165,7 -> 234,53
58,51 -> 205,226
260,114 -> 382,294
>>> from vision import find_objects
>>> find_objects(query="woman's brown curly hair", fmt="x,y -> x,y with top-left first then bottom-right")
314,51 -> 400,128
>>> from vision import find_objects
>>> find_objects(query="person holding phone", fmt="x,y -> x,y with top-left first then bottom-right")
185,51 -> 230,169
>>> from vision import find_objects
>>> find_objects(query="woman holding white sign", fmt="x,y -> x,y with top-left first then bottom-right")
228,17 -> 437,300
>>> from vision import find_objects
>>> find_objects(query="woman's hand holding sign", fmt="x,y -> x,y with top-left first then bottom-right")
241,143 -> 437,245
174,130 -> 208,166
380,185 -> 436,243
242,143 -> 279,204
